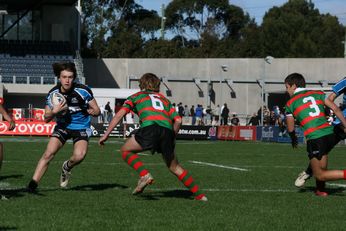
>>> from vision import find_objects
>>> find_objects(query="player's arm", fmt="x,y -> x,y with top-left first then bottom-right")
286,115 -> 298,148
87,98 -> 101,116
325,97 -> 346,131
173,116 -> 182,135
98,108 -> 127,146
44,101 -> 66,123
0,104 -> 15,130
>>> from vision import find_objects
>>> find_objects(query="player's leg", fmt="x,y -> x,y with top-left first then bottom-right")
60,139 -> 88,188
162,153 -> 207,201
120,136 -> 154,194
27,137 -> 63,192
0,142 -> 3,171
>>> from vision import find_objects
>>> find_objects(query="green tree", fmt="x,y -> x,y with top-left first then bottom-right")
261,0 -> 344,57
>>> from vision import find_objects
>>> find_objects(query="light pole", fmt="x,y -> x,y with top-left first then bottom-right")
260,56 -> 274,126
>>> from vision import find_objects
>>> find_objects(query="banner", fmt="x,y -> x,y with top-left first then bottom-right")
217,126 -> 256,141
177,125 -> 217,140
0,121 -> 56,136
256,126 -> 304,143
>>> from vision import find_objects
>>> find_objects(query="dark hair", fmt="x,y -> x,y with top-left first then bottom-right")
284,73 -> 306,88
52,62 -> 77,79
139,73 -> 160,92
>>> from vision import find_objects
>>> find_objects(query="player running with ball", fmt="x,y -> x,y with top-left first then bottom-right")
98,73 -> 207,201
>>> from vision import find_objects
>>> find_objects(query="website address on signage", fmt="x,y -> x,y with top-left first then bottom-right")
178,129 -> 206,135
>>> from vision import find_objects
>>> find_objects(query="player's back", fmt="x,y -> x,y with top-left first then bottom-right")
123,91 -> 178,130
286,89 -> 333,139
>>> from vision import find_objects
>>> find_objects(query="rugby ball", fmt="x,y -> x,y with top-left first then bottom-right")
51,92 -> 66,106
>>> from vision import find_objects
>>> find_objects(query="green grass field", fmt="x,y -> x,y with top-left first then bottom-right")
1,137 -> 346,230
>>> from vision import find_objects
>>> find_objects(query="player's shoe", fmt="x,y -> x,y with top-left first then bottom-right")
1,195 -> 8,200
60,161 -> 71,188
132,173 -> 154,195
294,171 -> 311,187
195,194 -> 208,202
315,190 -> 328,197
27,179 -> 38,193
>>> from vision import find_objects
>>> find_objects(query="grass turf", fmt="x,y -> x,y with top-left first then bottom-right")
1,137 -> 346,230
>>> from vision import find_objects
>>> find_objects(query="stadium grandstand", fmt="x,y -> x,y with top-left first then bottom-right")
0,0 -> 83,111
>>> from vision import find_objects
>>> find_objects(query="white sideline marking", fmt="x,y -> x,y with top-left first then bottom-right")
190,160 -> 249,172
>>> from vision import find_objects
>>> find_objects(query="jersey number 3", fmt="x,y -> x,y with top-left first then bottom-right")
303,96 -> 320,117
149,94 -> 164,110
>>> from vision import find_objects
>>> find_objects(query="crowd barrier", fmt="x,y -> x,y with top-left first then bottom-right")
0,121 -> 306,144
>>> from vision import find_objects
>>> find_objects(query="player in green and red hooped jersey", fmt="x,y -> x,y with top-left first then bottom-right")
99,73 -> 207,201
285,73 -> 346,196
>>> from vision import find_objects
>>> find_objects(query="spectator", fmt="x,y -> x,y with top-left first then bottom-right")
190,105 -> 196,125
105,101 -> 113,123
230,113 -> 240,126
99,105 -> 105,123
178,102 -> 184,117
221,103 -> 229,125
195,104 -> 203,125
213,104 -> 220,125
247,113 -> 259,126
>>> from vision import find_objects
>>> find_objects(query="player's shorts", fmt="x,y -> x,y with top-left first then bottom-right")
306,133 -> 336,160
333,124 -> 346,145
132,124 -> 175,162
51,127 -> 92,144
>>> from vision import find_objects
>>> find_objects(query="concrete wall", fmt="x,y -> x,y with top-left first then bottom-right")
83,58 -> 346,115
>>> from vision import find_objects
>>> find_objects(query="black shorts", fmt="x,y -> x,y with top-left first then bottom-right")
333,124 -> 346,145
52,127 -> 92,144
133,124 -> 175,161
306,133 -> 336,160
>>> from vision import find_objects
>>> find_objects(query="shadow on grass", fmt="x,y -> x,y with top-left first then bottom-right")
138,189 -> 193,201
0,174 -> 23,181
0,187 -> 30,199
69,183 -> 128,191
0,226 -> 17,230
298,186 -> 345,196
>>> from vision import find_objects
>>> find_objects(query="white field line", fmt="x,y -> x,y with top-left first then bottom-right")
190,160 -> 249,172
327,183 -> 346,188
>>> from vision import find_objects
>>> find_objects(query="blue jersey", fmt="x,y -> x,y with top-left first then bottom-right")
331,77 -> 346,125
46,83 -> 94,130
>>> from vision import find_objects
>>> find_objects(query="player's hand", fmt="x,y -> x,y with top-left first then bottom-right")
52,101 -> 67,115
288,130 -> 298,149
98,135 -> 108,146
8,120 -> 15,131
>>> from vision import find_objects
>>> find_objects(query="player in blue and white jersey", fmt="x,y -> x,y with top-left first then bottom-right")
294,77 -> 346,188
27,62 -> 100,192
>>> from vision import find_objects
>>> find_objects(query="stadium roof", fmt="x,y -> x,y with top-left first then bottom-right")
0,0 -> 78,13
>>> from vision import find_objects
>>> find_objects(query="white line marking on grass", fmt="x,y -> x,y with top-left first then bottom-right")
190,160 -> 249,171
328,183 -> 346,188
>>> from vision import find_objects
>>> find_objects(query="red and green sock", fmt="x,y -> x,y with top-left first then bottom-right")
177,169 -> 205,200
122,151 -> 149,177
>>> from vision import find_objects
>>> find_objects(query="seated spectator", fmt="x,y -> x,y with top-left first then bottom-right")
230,113 -> 240,126
247,113 -> 259,126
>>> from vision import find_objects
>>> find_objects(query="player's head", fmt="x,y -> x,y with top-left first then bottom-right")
53,62 -> 77,79
284,73 -> 306,96
53,62 -> 77,92
139,73 -> 160,92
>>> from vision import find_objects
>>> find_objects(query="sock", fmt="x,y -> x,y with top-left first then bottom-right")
63,160 -> 72,172
27,179 -> 38,191
122,151 -> 149,177
343,170 -> 346,179
177,169 -> 205,200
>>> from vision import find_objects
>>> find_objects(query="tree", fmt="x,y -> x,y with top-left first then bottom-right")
261,0 -> 344,57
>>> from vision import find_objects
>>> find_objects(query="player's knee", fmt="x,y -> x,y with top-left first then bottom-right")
73,150 -> 87,161
314,171 -> 326,181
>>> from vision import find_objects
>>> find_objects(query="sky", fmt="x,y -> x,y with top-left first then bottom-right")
135,0 -> 346,25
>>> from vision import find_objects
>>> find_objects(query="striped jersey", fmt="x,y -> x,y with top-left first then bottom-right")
285,88 -> 333,139
46,83 -> 94,130
331,77 -> 346,126
122,91 -> 180,130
